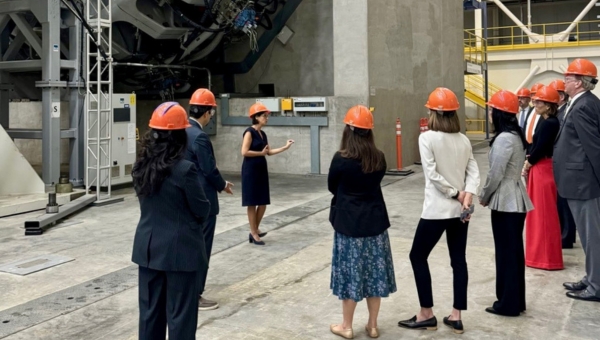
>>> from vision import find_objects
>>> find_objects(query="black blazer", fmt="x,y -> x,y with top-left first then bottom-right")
327,151 -> 390,238
557,103 -> 567,126
524,109 -> 545,154
185,119 -> 226,216
132,159 -> 211,272
554,91 -> 600,200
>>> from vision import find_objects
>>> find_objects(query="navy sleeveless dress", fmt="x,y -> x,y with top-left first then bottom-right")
241,127 -> 270,206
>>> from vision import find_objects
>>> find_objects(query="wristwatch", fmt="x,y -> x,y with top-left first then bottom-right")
452,191 -> 460,200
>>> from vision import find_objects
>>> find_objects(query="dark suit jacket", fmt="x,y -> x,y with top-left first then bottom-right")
553,91 -> 600,200
132,159 -> 211,272
328,151 -> 390,238
185,119 -> 226,216
557,103 -> 567,126
524,108 -> 545,154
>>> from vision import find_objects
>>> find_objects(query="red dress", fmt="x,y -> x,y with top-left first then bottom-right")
525,158 -> 564,270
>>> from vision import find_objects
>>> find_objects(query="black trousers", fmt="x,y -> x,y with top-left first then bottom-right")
557,194 -> 576,247
490,210 -> 526,316
409,218 -> 469,310
138,266 -> 199,340
197,214 -> 217,297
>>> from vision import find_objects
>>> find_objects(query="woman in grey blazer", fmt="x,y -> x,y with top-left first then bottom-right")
479,90 -> 533,317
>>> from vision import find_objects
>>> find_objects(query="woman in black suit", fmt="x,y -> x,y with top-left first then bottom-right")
132,102 -> 211,340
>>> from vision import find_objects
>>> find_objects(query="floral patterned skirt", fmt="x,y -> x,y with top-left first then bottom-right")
330,230 -> 397,302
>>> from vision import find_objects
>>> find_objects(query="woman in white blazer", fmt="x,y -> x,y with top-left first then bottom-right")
398,88 -> 480,335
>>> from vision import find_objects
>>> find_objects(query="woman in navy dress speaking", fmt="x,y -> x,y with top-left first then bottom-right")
241,102 -> 294,245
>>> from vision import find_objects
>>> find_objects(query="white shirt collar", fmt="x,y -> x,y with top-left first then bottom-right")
189,117 -> 203,129
569,90 -> 586,104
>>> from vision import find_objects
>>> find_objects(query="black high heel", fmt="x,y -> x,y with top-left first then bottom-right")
248,233 -> 265,246
258,231 -> 268,237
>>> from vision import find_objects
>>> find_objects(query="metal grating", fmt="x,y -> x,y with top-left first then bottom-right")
0,255 -> 74,276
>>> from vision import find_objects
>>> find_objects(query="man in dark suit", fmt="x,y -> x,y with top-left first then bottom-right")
516,88 -> 533,133
549,79 -> 576,249
185,88 -> 233,311
554,58 -> 600,302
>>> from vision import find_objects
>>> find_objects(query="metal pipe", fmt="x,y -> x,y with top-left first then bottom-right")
527,0 -> 532,29
515,65 -> 541,92
112,62 -> 212,89
483,1 -> 490,139
490,0 -> 539,42
558,0 -> 598,41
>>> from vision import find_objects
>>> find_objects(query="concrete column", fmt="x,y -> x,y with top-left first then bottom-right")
332,0 -> 369,98
475,2 -> 483,48
367,0 -> 464,166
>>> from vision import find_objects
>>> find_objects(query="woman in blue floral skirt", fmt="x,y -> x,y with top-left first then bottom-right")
328,105 -> 396,339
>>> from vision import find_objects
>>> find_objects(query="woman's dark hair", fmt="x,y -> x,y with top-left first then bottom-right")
251,112 -> 265,125
541,102 -> 559,117
489,108 -> 527,149
132,129 -> 188,196
339,125 -> 385,173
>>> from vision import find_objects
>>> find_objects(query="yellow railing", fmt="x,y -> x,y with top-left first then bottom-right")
464,30 -> 486,64
465,74 -> 500,100
465,20 -> 600,51
465,119 -> 487,134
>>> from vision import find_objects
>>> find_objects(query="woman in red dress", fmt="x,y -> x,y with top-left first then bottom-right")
522,85 -> 564,270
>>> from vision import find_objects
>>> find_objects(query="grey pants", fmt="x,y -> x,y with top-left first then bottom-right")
568,197 -> 600,297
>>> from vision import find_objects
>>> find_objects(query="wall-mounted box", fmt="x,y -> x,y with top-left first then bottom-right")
256,98 -> 281,112
292,97 -> 327,113
281,98 -> 293,111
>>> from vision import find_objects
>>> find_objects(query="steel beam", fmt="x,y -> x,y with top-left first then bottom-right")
0,72 -> 9,128
36,0 -> 62,189
9,13 -> 42,57
24,194 -> 96,235
0,0 -> 31,15
0,59 -> 41,71
6,128 -> 77,139
3,29 -> 26,61
0,14 -> 11,34
68,19 -> 84,186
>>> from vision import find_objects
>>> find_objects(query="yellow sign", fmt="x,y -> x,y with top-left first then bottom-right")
130,94 -> 136,105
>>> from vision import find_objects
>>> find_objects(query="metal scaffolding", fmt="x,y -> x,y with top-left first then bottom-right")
85,0 -> 112,201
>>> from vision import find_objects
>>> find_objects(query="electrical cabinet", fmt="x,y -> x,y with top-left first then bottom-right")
110,94 -> 137,185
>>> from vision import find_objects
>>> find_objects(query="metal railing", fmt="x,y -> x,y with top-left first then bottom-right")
465,119 -> 487,134
465,74 -> 500,101
465,20 -> 600,51
464,30 -> 486,64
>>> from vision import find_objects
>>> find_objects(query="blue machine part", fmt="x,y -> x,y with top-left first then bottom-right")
234,8 -> 256,29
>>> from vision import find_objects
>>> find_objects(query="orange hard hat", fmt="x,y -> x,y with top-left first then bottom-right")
487,90 -> 519,115
516,88 -> 531,98
249,102 -> 270,118
530,83 -> 544,95
190,88 -> 217,106
548,79 -> 566,92
532,85 -> 560,104
148,102 -> 191,130
343,105 -> 374,130
424,87 -> 460,111
565,58 -> 597,78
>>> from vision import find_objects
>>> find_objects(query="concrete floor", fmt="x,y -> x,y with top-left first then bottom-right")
0,147 -> 599,340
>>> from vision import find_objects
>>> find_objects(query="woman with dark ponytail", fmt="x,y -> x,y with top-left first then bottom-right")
131,102 -> 211,340
480,90 -> 533,317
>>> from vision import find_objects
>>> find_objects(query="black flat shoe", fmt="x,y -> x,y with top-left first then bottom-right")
398,316 -> 437,331
563,281 -> 587,291
485,307 -> 519,317
443,316 -> 464,334
566,289 -> 600,302
248,233 -> 265,246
